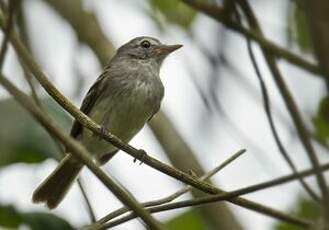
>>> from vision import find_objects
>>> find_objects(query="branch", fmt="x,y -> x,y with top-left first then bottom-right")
234,7 -> 319,200
0,74 -> 163,229
0,0 -> 17,68
77,178 -> 96,223
306,0 -> 329,84
1,18 -> 315,227
99,161 -> 329,229
236,0 -> 329,221
149,112 -> 243,229
89,149 -> 246,229
180,0 -> 327,79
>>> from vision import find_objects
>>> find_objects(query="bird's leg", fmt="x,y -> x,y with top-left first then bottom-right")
99,150 -> 118,165
133,149 -> 147,165
98,126 -> 108,140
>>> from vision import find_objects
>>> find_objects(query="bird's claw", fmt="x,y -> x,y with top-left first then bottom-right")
98,126 -> 107,140
133,149 -> 147,165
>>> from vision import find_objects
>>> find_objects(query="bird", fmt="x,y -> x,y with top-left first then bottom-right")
32,36 -> 182,209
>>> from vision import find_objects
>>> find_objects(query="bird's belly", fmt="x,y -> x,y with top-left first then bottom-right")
80,89 -> 158,158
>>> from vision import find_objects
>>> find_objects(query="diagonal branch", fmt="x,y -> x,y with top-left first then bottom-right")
149,111 -> 243,229
77,178 -> 96,223
0,74 -> 163,230
99,161 -> 329,229
236,0 -> 329,221
234,8 -> 319,200
0,0 -> 18,68
180,0 -> 326,78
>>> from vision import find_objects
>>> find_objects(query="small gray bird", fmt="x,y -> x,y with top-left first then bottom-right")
32,36 -> 182,209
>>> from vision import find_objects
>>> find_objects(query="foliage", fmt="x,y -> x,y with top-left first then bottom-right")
0,204 -> 74,230
0,98 -> 71,168
147,0 -> 197,29
287,2 -> 312,52
313,96 -> 329,145
165,209 -> 210,230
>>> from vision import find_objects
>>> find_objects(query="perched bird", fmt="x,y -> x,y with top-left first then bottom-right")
32,36 -> 182,209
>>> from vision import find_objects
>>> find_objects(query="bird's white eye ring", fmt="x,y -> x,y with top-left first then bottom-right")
141,40 -> 151,48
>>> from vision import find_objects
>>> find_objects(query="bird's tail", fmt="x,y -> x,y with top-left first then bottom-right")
32,154 -> 83,209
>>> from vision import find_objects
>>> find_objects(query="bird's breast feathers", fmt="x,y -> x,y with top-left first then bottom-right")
80,71 -> 164,157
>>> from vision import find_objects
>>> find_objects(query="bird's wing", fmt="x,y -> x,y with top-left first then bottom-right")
70,69 -> 110,138
148,104 -> 161,121
148,88 -> 164,121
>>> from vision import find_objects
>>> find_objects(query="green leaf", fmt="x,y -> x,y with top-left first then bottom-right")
0,204 -> 74,230
148,0 -> 197,29
165,209 -> 209,230
313,96 -> 329,145
287,3 -> 312,52
0,98 -> 72,168
0,205 -> 22,228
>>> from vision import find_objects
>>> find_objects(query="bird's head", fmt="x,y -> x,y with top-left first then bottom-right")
116,36 -> 182,65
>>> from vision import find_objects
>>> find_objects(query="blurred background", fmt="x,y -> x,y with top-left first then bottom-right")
0,0 -> 328,229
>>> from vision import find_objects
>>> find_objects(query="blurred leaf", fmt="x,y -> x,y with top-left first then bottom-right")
0,205 -> 22,228
313,96 -> 329,145
0,204 -> 74,230
275,197 -> 320,230
165,209 -> 209,230
287,3 -> 312,52
148,0 -> 197,29
0,97 -> 72,168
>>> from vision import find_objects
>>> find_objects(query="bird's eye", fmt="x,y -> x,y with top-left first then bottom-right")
141,40 -> 151,48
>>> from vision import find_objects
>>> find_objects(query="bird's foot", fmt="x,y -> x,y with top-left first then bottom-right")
98,126 -> 108,140
133,149 -> 147,165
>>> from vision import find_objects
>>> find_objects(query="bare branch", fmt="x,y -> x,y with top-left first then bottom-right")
99,161 -> 329,229
0,0 -> 18,68
181,0 -> 326,78
236,0 -> 329,221
233,7 -> 319,200
77,178 -> 96,223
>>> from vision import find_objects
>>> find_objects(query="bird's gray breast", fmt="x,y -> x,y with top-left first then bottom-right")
81,63 -> 164,157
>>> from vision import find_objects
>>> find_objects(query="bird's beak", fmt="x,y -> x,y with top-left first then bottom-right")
155,44 -> 183,56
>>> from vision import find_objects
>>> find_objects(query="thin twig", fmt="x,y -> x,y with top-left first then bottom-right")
236,0 -> 329,221
185,42 -> 282,173
2,22 -> 315,227
232,6 -> 319,200
0,74 -> 163,230
180,0 -> 325,78
92,149 -> 246,227
77,178 -> 96,223
0,0 -> 17,69
99,161 -> 329,229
